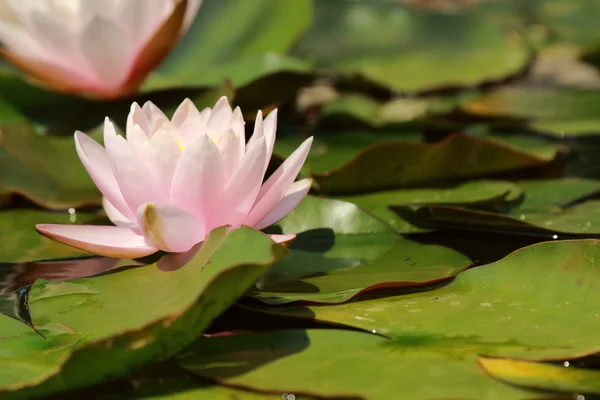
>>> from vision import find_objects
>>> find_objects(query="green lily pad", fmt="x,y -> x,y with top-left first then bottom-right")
393,179 -> 600,237
463,86 -> 600,137
320,93 -> 468,128
143,0 -> 313,91
291,0 -> 531,93
275,132 -> 560,194
178,329 -> 557,400
0,124 -> 102,209
338,180 -> 524,232
258,239 -> 600,361
0,226 -> 284,399
0,209 -> 107,262
256,196 -> 471,304
479,357 -> 600,395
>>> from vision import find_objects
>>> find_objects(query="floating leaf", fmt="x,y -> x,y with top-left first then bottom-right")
463,86 -> 600,137
143,0 -> 313,91
256,196 -> 471,304
292,0 -> 531,93
0,209 -> 103,262
275,132 -> 560,194
0,124 -> 101,209
479,357 -> 600,395
179,329 -> 553,400
320,93 -> 467,128
393,179 -> 600,236
0,226 -> 284,398
338,180 -> 523,232
259,239 -> 600,361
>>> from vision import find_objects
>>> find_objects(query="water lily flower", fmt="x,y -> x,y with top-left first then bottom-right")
36,97 -> 313,258
0,0 -> 201,98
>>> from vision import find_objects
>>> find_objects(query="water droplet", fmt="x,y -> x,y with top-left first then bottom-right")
576,394 -> 585,400
564,361 -> 570,367
372,329 -> 377,334
68,208 -> 76,214
408,309 -> 421,313
451,301 -> 461,306
519,215 -> 526,220
552,235 -> 558,240
480,302 -> 492,308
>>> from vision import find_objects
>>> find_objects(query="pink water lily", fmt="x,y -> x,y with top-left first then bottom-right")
36,97 -> 313,258
0,0 -> 201,98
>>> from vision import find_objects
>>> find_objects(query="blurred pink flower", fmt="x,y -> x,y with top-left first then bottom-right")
36,97 -> 313,258
0,0 -> 201,98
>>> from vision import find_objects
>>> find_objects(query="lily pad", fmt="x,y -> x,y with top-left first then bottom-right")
178,329 -> 557,400
338,180 -> 523,232
275,132 -> 560,194
291,0 -> 531,93
0,124 -> 101,209
0,226 -> 284,399
320,93 -> 467,128
463,86 -> 600,137
256,196 -> 471,304
393,179 -> 600,237
0,209 -> 105,262
258,239 -> 600,361
143,0 -> 313,91
479,357 -> 600,395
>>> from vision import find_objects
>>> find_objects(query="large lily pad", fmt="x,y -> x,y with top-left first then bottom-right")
259,239 -> 600,360
338,180 -> 523,232
0,226 -> 284,399
463,86 -> 600,137
178,329 -> 558,400
291,0 -> 531,93
320,93 -> 467,128
0,209 -> 104,262
143,0 -> 312,91
393,179 -> 600,236
0,124 -> 101,209
275,132 -> 560,194
256,196 -> 471,304
479,357 -> 600,395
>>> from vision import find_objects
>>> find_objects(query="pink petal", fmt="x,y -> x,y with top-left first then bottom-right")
102,196 -> 136,228
254,178 -> 312,230
126,102 -> 151,141
143,129 -> 182,193
74,131 -> 134,221
36,224 -> 157,258
183,0 -> 202,30
126,123 -> 150,155
263,108 -> 278,164
170,133 -> 226,226
216,129 -> 243,178
172,98 -> 206,147
142,101 -> 167,123
80,16 -> 131,88
207,96 -> 233,133
137,203 -> 206,253
103,118 -> 169,211
268,234 -> 296,244
229,106 -> 246,154
215,136 -> 267,228
244,137 -> 313,227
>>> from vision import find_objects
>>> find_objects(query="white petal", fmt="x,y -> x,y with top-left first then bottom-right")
142,101 -> 166,124
172,98 -> 206,147
126,102 -> 151,141
80,16 -> 131,88
216,129 -> 243,178
207,96 -> 233,133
